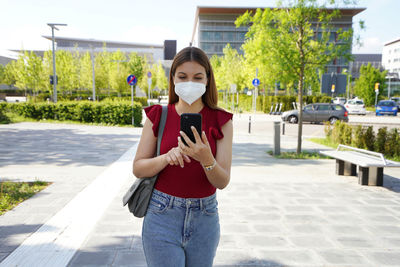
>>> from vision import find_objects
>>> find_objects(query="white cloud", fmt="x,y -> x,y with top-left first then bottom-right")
353,37 -> 385,54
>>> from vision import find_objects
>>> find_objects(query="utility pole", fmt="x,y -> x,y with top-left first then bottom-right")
47,23 -> 67,103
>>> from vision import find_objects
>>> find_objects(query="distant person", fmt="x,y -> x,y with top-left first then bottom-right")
133,46 -> 233,267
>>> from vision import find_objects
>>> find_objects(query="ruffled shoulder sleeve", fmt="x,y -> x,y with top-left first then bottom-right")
144,104 -> 162,137
211,108 -> 233,140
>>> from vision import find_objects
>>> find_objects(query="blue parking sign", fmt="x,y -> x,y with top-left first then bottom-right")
252,78 -> 260,87
127,75 -> 137,86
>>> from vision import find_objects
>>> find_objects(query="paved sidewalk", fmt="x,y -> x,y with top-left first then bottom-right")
1,117 -> 400,266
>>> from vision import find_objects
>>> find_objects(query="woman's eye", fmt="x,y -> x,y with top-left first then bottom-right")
194,77 -> 203,80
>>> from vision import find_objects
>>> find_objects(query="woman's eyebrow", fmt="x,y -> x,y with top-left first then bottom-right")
177,72 -> 205,76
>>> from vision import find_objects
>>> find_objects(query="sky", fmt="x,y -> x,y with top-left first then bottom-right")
0,0 -> 399,58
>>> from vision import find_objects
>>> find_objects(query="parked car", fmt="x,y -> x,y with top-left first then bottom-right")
376,100 -> 398,116
344,99 -> 366,115
281,103 -> 349,124
333,97 -> 347,105
390,97 -> 400,109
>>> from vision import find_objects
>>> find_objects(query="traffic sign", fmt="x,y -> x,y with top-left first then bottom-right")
230,84 -> 237,93
127,75 -> 137,86
252,78 -> 260,87
147,71 -> 152,78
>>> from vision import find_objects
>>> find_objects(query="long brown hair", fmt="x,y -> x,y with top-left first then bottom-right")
168,47 -> 218,109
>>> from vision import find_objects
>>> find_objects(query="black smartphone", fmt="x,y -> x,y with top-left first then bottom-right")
180,113 -> 202,146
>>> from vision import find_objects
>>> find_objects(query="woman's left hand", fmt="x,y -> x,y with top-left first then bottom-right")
178,126 -> 214,166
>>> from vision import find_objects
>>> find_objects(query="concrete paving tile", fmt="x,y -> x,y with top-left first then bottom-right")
255,249 -> 321,266
81,235 -> 133,251
325,214 -> 365,224
360,215 -> 400,224
365,251 -> 400,266
214,250 -> 262,266
379,237 -> 400,247
252,224 -> 286,233
0,253 -> 9,262
318,249 -> 370,265
357,206 -> 393,214
283,205 -> 316,213
289,236 -> 335,248
245,213 -> 282,222
68,251 -> 116,266
284,214 -> 327,224
222,223 -> 253,234
334,236 -> 375,248
112,251 -> 146,267
316,205 -> 352,213
326,225 -> 372,236
241,235 -> 289,248
129,235 -> 143,251
289,224 -> 324,234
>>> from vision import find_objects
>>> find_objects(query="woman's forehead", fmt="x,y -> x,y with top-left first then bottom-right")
176,61 -> 206,74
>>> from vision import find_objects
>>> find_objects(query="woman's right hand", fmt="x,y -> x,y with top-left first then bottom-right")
164,146 -> 191,168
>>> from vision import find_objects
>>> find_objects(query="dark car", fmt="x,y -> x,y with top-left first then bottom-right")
376,100 -> 398,116
281,103 -> 349,124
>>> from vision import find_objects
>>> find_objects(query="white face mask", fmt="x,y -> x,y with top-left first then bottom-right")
174,81 -> 206,105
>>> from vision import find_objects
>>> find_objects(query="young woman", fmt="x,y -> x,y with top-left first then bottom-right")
133,46 -> 233,267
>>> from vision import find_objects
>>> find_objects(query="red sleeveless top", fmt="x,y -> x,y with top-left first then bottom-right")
144,104 -> 233,198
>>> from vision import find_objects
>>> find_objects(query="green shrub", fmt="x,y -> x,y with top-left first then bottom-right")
363,126 -> 375,151
386,128 -> 400,157
0,103 -> 10,124
5,101 -> 143,126
352,125 -> 364,148
342,123 -> 352,145
375,127 -> 388,154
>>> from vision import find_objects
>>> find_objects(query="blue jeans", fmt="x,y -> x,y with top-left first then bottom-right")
142,189 -> 220,267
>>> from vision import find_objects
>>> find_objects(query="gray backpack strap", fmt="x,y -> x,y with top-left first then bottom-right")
156,105 -> 168,156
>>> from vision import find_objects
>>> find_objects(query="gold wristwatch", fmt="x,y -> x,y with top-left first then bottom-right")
203,159 -> 217,171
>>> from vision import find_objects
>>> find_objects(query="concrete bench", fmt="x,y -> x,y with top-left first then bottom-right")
320,144 -> 400,186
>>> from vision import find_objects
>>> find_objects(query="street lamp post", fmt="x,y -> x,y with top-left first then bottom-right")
47,23 -> 67,103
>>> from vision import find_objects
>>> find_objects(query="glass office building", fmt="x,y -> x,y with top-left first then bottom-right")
191,6 -> 365,74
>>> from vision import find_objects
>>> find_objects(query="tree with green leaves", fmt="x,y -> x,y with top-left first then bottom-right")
0,65 -> 5,84
353,63 -> 387,106
154,61 -> 168,95
236,0 -> 360,153
109,50 -> 130,97
79,52 -> 93,91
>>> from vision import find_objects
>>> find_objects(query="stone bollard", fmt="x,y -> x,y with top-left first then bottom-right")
273,121 -> 280,155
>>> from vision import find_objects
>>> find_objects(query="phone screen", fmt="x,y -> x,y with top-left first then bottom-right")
180,113 -> 202,146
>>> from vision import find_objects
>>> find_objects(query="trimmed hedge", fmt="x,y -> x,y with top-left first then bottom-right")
325,121 -> 400,159
0,103 -> 11,124
4,101 -> 143,126
219,93 -> 331,113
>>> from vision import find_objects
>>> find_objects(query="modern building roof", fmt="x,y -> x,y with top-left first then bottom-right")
192,6 -> 366,43
384,38 -> 400,46
41,36 -> 163,49
353,54 -> 382,62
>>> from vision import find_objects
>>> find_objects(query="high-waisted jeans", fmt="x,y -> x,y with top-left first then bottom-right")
142,189 -> 220,267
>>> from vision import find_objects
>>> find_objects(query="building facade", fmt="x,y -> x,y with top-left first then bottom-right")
42,36 -> 170,62
191,6 -> 365,74
350,54 -> 383,79
382,38 -> 400,77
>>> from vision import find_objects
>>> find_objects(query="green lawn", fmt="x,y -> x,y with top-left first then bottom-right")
267,150 -> 332,159
0,181 -> 50,215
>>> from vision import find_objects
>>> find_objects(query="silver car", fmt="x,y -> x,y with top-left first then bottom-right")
281,103 -> 349,124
